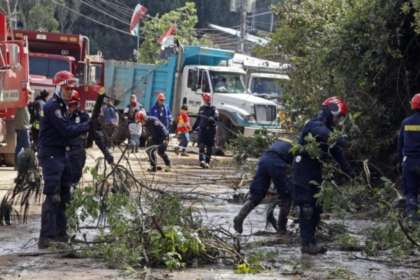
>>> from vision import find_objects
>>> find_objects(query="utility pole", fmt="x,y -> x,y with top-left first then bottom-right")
239,0 -> 247,53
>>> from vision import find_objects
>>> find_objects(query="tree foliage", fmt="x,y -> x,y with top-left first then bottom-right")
255,0 -> 420,175
138,2 -> 213,63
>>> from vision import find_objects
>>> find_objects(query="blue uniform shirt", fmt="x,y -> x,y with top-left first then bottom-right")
192,105 -> 219,130
38,93 -> 90,156
144,116 -> 169,141
68,110 -> 90,147
102,105 -> 117,124
265,138 -> 295,164
149,102 -> 173,129
297,117 -> 355,178
398,111 -> 420,162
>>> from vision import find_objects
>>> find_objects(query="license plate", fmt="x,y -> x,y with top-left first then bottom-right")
85,100 -> 95,111
1,90 -> 19,102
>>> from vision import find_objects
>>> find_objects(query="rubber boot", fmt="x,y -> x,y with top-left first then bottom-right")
301,243 -> 328,255
277,207 -> 290,234
135,146 -> 138,153
233,201 -> 254,234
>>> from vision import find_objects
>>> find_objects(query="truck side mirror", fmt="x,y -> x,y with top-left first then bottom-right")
76,62 -> 86,85
8,44 -> 21,72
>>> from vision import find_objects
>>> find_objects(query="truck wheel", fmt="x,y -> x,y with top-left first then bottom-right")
3,153 -> 15,167
216,117 -> 242,155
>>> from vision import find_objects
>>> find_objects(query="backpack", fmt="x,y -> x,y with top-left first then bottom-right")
28,101 -> 38,124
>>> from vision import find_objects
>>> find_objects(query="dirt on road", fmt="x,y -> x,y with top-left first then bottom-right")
1,144 -> 420,280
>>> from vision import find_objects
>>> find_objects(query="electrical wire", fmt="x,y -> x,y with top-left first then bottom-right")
50,0 -> 144,38
99,0 -> 133,16
81,0 -> 130,26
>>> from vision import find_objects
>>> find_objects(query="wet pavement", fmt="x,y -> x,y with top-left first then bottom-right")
1,143 -> 420,279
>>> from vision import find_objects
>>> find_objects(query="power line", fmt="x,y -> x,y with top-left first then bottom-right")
81,0 -> 130,26
51,0 -> 142,38
100,0 -> 133,16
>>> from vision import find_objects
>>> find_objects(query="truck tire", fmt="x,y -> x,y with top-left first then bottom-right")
216,116 -> 242,155
3,153 -> 15,167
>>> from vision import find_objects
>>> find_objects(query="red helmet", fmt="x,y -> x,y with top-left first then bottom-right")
411,94 -> 420,109
203,93 -> 211,102
53,70 -> 79,88
322,97 -> 348,121
135,111 -> 147,122
68,90 -> 80,105
158,93 -> 165,101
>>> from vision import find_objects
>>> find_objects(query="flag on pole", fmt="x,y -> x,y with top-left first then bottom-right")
157,25 -> 175,60
157,25 -> 175,49
130,4 -> 148,36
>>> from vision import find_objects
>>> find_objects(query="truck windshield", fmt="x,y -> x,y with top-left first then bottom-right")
209,71 -> 246,94
250,77 -> 283,97
29,57 -> 71,79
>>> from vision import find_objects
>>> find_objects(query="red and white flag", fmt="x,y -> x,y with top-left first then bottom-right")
157,25 -> 175,49
130,4 -> 148,35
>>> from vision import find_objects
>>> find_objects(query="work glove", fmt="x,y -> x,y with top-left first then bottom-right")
89,118 -> 102,131
52,192 -> 61,205
105,153 -> 114,164
162,139 -> 169,146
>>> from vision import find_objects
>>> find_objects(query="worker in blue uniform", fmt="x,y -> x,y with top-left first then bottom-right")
149,93 -> 173,129
36,70 -> 99,249
191,93 -> 219,169
293,97 -> 356,255
67,91 -> 113,185
398,93 -> 420,225
233,138 -> 295,234
135,111 -> 171,172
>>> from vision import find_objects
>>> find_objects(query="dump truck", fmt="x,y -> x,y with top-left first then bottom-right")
105,44 -> 282,147
0,12 -> 30,166
9,29 -> 104,111
230,53 -> 290,103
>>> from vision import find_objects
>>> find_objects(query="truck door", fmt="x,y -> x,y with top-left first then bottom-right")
183,69 -> 210,114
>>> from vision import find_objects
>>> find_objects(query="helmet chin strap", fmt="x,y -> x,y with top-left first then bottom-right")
55,85 -> 63,99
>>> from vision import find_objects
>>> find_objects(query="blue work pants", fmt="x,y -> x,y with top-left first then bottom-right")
148,139 -> 171,167
248,153 -> 292,208
38,149 -> 72,238
292,155 -> 323,246
401,156 -> 420,214
198,128 -> 215,163
179,132 -> 189,152
66,148 -> 87,185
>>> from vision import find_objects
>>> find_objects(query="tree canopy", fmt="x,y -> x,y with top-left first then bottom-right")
254,0 -> 420,175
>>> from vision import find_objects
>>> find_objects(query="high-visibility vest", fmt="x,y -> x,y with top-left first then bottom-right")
176,110 -> 191,133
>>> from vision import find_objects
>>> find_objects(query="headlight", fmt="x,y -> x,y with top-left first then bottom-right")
245,115 -> 256,123
237,113 -> 256,123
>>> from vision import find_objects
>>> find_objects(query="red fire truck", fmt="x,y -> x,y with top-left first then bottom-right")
10,29 -> 105,111
0,12 -> 30,166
